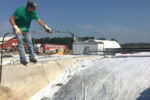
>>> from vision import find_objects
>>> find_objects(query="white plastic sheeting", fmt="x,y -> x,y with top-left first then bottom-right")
2,54 -> 78,65
30,52 -> 150,100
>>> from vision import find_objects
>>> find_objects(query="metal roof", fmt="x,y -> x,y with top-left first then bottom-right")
0,36 -> 15,42
0,36 -> 15,44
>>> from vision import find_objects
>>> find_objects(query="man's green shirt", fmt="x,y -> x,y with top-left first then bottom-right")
13,6 -> 39,32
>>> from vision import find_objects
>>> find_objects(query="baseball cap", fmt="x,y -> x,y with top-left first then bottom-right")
27,0 -> 38,10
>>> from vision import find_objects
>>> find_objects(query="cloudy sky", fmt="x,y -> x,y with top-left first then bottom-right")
0,0 -> 150,43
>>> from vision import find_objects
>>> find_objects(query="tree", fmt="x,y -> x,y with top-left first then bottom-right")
34,36 -> 94,49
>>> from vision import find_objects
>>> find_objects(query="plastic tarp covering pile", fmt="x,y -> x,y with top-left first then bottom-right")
31,52 -> 150,100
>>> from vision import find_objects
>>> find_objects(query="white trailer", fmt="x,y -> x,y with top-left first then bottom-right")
73,41 -> 104,55
73,39 -> 121,56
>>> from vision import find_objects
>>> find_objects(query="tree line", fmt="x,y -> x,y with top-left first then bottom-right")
33,37 -> 94,49
121,43 -> 150,48
32,37 -> 150,49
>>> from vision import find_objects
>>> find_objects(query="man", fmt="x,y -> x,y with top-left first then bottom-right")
10,0 -> 52,65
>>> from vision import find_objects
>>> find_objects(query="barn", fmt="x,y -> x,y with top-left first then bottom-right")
41,43 -> 68,54
0,36 -> 18,51
0,36 -> 68,54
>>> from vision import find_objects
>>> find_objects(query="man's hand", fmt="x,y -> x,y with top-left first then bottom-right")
44,24 -> 52,33
13,25 -> 22,34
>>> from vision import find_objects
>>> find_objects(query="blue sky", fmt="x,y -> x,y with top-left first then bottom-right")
0,0 -> 150,43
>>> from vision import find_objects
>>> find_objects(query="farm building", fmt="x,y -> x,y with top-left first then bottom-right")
73,39 -> 121,55
0,36 -> 68,54
41,43 -> 68,54
0,36 -> 18,51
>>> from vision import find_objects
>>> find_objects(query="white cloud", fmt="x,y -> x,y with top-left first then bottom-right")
77,24 -> 94,30
76,24 -> 141,35
0,21 -> 12,33
94,25 -> 150,43
96,26 -> 141,35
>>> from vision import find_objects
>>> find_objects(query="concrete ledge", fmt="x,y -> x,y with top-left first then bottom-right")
0,55 -> 99,100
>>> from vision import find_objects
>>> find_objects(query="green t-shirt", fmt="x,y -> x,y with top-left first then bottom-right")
13,6 -> 39,32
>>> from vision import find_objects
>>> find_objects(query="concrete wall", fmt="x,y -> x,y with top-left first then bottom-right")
0,55 -> 99,100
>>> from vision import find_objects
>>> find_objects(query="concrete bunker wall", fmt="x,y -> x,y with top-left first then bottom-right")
0,56 -> 99,100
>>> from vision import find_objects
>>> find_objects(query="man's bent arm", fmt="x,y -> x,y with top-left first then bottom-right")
37,18 -> 45,28
10,16 -> 16,26
37,18 -> 52,33
10,16 -> 22,34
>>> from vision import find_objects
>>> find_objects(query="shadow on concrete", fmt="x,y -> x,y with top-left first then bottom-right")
136,87 -> 150,100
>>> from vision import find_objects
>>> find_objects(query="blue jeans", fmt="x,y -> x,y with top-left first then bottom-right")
16,32 -> 35,61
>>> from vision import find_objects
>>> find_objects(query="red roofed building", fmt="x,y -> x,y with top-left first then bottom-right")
0,37 -> 68,54
0,37 -> 27,52
41,43 -> 68,53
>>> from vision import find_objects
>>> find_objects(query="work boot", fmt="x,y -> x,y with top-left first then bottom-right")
30,58 -> 37,63
20,60 -> 28,66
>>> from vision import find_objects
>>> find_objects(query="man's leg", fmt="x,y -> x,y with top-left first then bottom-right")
23,32 -> 37,63
16,34 -> 26,60
16,34 -> 27,65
